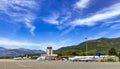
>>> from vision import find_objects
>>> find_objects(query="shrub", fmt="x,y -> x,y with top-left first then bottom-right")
107,58 -> 115,62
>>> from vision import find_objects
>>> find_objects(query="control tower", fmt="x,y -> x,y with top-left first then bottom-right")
46,46 -> 53,56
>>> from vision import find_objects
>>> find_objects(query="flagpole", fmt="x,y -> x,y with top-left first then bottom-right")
85,37 -> 88,56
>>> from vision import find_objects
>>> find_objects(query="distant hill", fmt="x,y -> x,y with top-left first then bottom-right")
0,47 -> 45,57
55,37 -> 120,56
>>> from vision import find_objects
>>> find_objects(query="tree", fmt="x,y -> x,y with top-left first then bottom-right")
57,53 -> 62,56
79,52 -> 86,56
71,52 -> 79,56
118,51 -> 120,61
108,48 -> 117,56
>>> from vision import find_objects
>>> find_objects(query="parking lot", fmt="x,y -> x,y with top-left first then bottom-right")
0,59 -> 120,69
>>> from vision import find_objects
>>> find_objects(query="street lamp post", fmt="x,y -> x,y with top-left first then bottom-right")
85,37 -> 88,56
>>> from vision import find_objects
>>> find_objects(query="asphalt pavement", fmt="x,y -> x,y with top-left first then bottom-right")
0,59 -> 120,69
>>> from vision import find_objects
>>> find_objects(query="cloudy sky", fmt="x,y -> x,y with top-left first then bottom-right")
0,0 -> 120,50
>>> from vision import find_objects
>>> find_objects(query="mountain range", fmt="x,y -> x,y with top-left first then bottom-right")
0,47 -> 45,57
55,37 -> 120,55
1,37 -> 120,57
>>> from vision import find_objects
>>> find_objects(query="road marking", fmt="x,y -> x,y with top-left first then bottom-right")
16,63 -> 32,68
17,63 -> 27,67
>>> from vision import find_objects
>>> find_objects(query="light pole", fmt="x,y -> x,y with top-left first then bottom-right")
85,37 -> 88,56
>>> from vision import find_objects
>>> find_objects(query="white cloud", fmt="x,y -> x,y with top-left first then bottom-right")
59,12 -> 71,24
60,27 -> 75,36
110,24 -> 120,30
0,38 -> 41,47
74,0 -> 90,9
0,0 -> 39,36
0,37 -> 72,50
105,20 -> 120,24
25,18 -> 36,36
42,13 -> 59,25
71,3 -> 120,26
41,39 -> 72,50
100,20 -> 120,27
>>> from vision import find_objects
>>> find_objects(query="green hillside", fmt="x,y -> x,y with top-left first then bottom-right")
54,37 -> 120,56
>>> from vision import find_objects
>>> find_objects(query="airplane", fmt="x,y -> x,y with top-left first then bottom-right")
69,56 -> 99,62
36,56 -> 46,61
69,52 -> 101,62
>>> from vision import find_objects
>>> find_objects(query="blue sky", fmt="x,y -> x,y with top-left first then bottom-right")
0,0 -> 120,50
